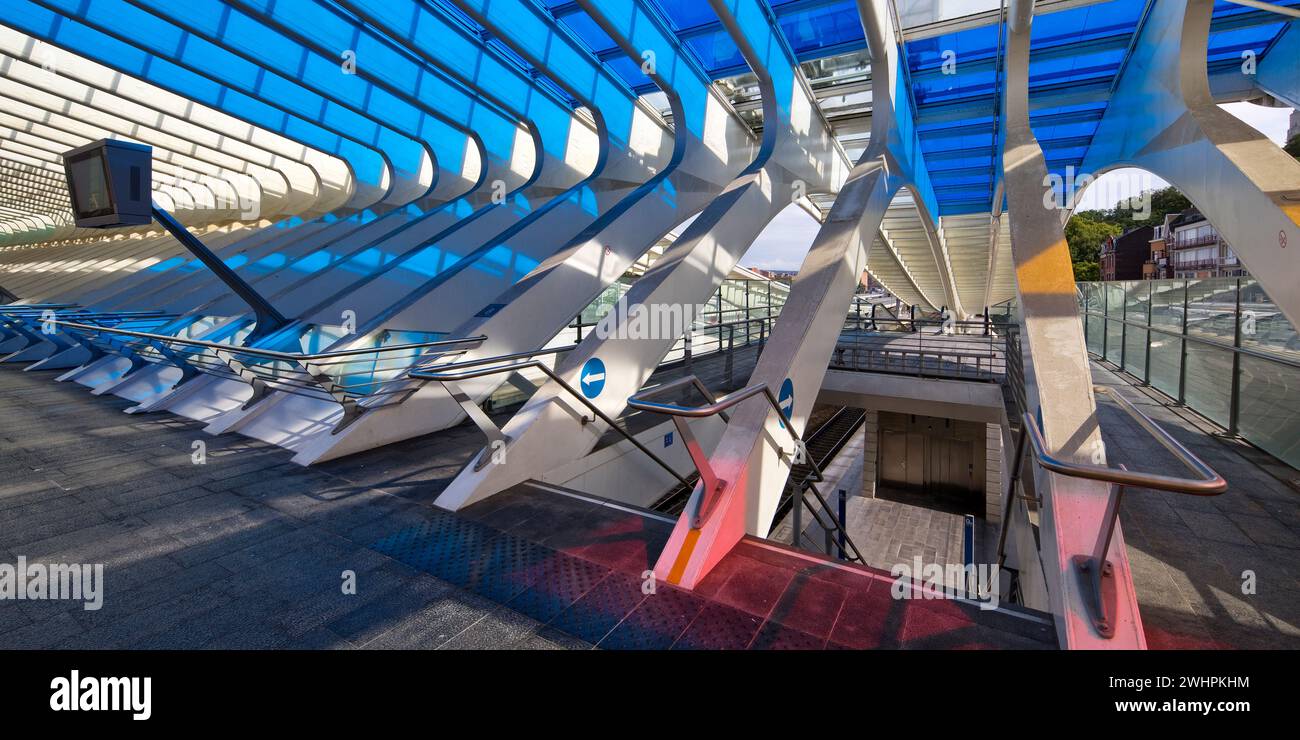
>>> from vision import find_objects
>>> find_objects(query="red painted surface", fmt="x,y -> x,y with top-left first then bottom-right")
442,484 -> 1056,649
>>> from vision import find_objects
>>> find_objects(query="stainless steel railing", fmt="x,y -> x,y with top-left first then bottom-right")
627,377 -> 865,565
995,385 -> 1226,637
408,349 -> 693,483
49,319 -> 485,430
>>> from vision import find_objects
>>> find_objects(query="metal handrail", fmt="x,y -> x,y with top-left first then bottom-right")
49,319 -> 489,432
408,348 -> 690,486
1078,308 -> 1300,371
1022,386 -> 1225,495
627,377 -> 866,565
629,380 -> 770,418
0,303 -> 78,310
1,306 -> 155,317
832,329 -> 1006,381
996,384 -> 1225,637
49,320 -> 486,362
845,315 -> 997,338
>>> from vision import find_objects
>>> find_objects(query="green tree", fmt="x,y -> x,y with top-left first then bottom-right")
1286,134 -> 1300,160
1093,185 -> 1190,231
1064,184 -> 1193,283
1072,260 -> 1100,282
1064,212 -> 1120,264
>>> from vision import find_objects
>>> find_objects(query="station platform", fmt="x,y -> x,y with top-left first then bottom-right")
3,354 -> 1298,649
0,364 -> 1051,649
1092,361 -> 1300,650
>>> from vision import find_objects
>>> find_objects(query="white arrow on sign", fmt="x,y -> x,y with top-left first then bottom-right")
582,371 -> 605,385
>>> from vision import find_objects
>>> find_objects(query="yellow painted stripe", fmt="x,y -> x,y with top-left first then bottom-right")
1281,202 -> 1300,230
667,528 -> 701,585
1014,238 -> 1076,295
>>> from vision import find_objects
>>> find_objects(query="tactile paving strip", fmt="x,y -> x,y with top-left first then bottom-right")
547,571 -> 646,645
671,602 -> 764,650
469,532 -> 548,604
598,585 -> 706,650
371,514 -> 497,588
508,553 -> 610,624
747,620 -> 827,650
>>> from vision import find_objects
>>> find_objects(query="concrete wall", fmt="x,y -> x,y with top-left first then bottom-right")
986,422 -> 1003,523
862,409 -> 878,499
543,416 -> 728,509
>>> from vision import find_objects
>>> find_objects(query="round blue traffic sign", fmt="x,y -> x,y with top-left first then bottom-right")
580,357 -> 607,399
778,377 -> 794,428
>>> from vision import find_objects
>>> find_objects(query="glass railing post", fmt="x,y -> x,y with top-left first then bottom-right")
1102,284 -> 1109,360
1082,288 -> 1090,351
1178,280 -> 1189,404
725,324 -> 734,387
1144,281 -> 1153,385
1230,277 -> 1242,435
1120,283 -> 1128,370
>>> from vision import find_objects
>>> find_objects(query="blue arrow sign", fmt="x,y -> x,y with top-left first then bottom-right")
778,378 -> 794,428
580,357 -> 606,399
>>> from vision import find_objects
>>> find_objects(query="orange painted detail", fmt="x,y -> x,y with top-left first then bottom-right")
1014,238 -> 1075,295
667,528 -> 701,585
1281,203 -> 1300,231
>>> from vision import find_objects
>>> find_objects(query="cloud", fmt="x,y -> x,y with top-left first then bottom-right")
738,206 -> 820,271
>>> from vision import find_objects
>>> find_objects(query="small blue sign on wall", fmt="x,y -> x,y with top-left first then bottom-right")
664,431 -> 674,448
580,357 -> 606,399
777,377 -> 794,428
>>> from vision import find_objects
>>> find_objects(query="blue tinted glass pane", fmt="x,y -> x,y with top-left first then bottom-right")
556,9 -> 619,54
1207,23 -> 1284,63
653,0 -> 719,30
604,54 -> 654,89
684,30 -> 747,72
779,2 -> 868,57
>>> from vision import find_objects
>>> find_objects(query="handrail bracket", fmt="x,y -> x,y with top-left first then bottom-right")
1073,470 -> 1127,639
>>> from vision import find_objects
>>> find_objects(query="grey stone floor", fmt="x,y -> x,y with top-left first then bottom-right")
1093,361 -> 1300,649
843,496 -> 967,582
0,367 -> 586,649
4,354 -> 1297,650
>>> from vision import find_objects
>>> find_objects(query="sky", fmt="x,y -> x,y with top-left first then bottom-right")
739,102 -> 1296,271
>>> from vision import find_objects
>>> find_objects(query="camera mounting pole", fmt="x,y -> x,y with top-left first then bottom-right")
149,206 -> 290,345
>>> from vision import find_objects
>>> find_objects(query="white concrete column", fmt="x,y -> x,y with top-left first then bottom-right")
1003,0 -> 1144,648
651,0 -> 925,589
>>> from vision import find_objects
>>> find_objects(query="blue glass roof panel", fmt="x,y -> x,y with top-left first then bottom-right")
553,9 -> 621,55
683,29 -> 748,74
652,0 -> 720,31
1207,22 -> 1287,63
775,2 -> 870,60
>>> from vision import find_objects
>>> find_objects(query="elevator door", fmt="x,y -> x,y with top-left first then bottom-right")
877,413 -> 982,515
925,434 -> 976,495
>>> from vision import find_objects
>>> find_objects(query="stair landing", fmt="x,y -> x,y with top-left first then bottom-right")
379,481 -> 1058,649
